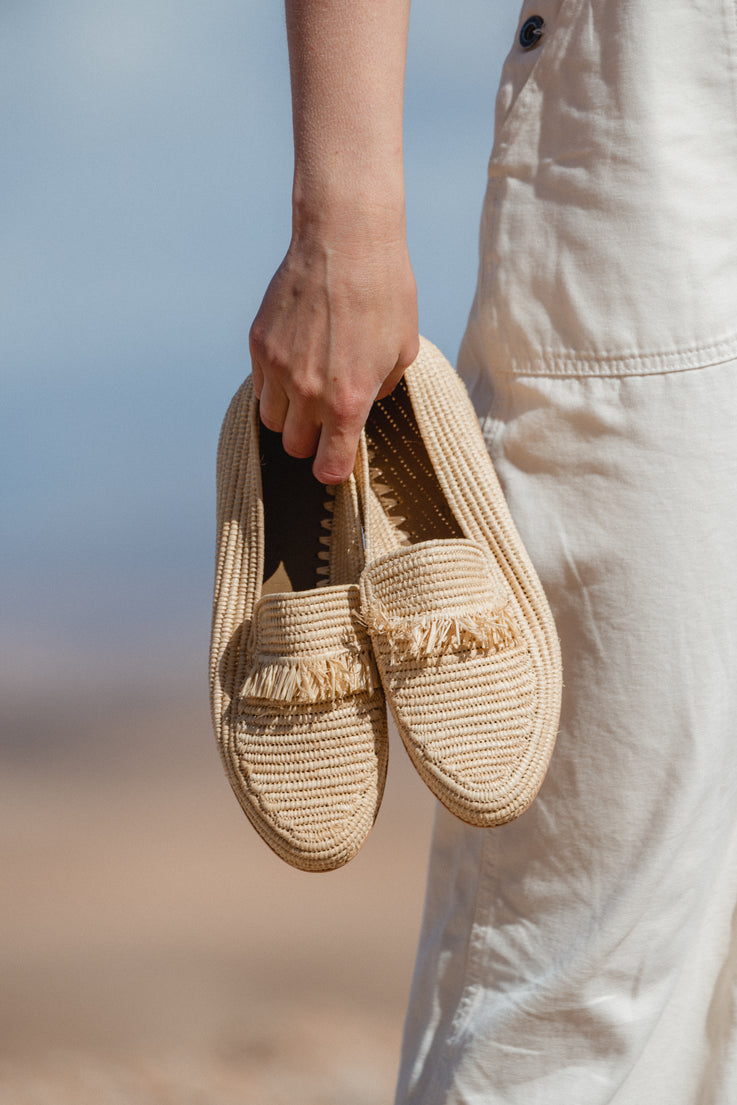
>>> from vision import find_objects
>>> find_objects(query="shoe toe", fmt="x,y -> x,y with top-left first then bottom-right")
386,645 -> 539,825
230,694 -> 387,871
225,586 -> 387,872
361,539 -> 545,826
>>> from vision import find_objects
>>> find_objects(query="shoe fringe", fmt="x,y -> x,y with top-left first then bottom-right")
362,600 -> 520,661
242,650 -> 379,704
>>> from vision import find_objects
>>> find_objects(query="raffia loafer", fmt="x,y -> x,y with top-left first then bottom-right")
358,336 -> 562,827
210,378 -> 387,872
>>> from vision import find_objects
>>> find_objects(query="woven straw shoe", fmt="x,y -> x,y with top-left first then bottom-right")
358,336 -> 562,827
210,378 -> 387,872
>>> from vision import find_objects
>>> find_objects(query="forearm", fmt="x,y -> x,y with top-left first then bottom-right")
250,0 -> 417,484
286,0 -> 411,233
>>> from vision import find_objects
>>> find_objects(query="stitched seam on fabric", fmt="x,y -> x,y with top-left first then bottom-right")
727,0 -> 737,124
478,379 -> 512,458
509,330 -> 737,367
490,331 -> 737,379
532,327 -> 737,362
429,831 -> 501,1100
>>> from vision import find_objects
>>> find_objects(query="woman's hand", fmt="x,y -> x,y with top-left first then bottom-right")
250,211 -> 418,484
250,0 -> 416,485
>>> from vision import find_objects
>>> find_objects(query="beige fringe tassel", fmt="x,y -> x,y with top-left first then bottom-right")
362,600 -> 520,662
241,651 -> 378,704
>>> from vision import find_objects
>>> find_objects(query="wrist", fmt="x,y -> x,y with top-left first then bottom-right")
292,168 -> 406,245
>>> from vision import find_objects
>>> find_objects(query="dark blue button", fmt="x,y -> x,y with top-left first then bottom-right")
519,15 -> 544,50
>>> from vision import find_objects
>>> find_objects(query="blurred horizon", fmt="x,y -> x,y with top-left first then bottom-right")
2,0 -> 516,678
1,2 -> 518,1100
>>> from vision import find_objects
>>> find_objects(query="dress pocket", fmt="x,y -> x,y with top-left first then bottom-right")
491,0 -> 579,150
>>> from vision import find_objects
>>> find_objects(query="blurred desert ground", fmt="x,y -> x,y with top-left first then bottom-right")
1,654 -> 435,1105
1,1 -> 514,1101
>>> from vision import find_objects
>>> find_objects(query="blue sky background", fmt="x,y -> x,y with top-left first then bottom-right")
1,0 -> 518,704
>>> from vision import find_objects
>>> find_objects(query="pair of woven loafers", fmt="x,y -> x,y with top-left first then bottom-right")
209,337 -> 562,872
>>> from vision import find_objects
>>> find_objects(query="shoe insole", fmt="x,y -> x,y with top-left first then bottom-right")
259,425 -> 328,595
365,378 -> 462,545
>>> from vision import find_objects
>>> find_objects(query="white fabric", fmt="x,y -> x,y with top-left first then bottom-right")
460,0 -> 737,402
395,1 -> 737,1101
396,366 -> 737,1104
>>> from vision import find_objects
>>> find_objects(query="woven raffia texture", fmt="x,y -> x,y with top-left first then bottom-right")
210,378 -> 387,872
359,336 -> 562,827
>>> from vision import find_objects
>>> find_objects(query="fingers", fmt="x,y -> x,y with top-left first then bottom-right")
281,403 -> 321,461
375,307 -> 419,400
247,231 -> 419,484
253,340 -> 421,483
258,390 -> 358,480
375,358 -> 409,400
257,375 -> 289,434
256,367 -> 371,483
314,353 -> 413,482
313,434 -> 360,484
257,374 -> 322,460
311,394 -> 370,484
250,354 -> 265,399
